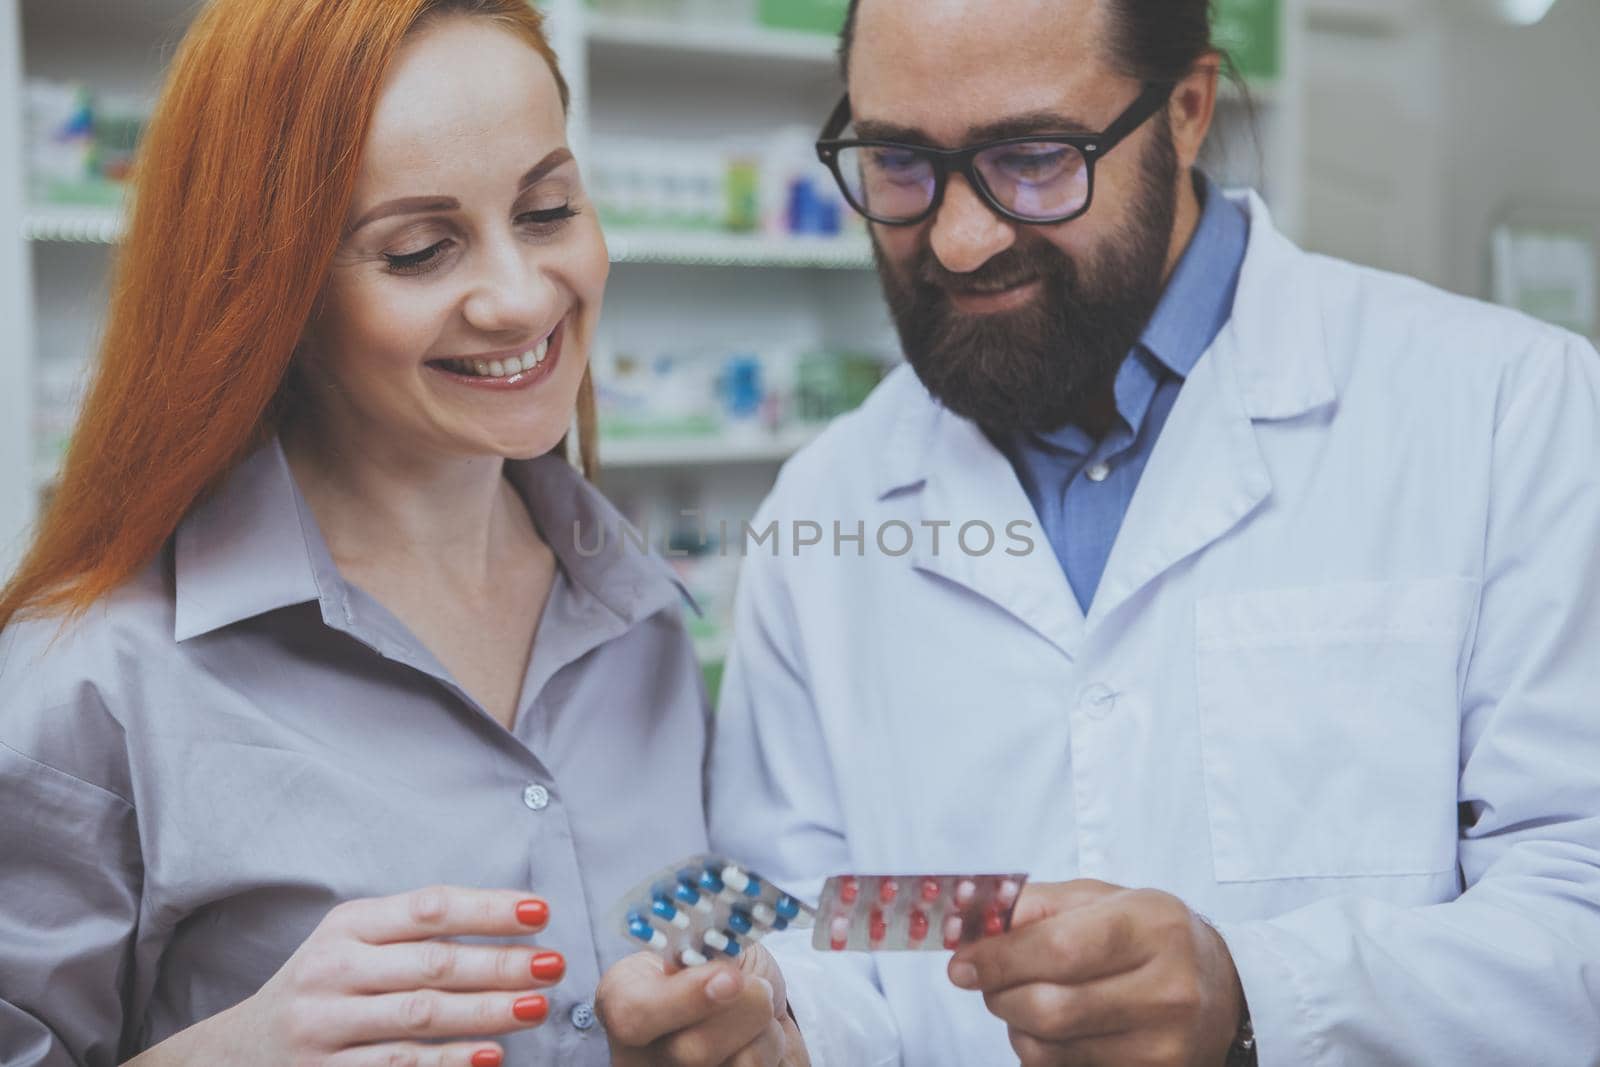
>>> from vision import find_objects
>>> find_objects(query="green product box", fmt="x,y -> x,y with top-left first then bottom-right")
1213,0 -> 1281,82
757,0 -> 849,35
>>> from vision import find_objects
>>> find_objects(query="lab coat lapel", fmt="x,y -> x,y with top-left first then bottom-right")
909,408 -> 1088,659
1086,193 -> 1338,630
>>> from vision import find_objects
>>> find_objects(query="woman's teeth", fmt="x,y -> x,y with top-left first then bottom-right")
447,337 -> 550,378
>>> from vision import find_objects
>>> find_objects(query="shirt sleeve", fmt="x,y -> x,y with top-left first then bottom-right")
1,636 -> 144,1067
706,504 -> 903,1067
1216,335 -> 1600,1066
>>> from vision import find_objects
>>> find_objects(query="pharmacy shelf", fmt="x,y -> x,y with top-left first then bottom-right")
599,425 -> 822,468
23,205 -> 124,243
22,209 -> 876,270
584,13 -> 838,66
606,228 -> 872,269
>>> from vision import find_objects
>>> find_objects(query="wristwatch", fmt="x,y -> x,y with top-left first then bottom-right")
1224,1004 -> 1257,1067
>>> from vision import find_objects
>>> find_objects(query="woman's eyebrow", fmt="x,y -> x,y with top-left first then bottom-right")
517,147 -> 574,192
347,148 -> 577,234
349,195 -> 459,234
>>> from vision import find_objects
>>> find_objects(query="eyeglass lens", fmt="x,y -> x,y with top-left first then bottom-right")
835,142 -> 1090,223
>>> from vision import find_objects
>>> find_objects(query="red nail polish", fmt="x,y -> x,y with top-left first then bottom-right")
516,899 -> 549,927
471,1050 -> 503,1067
530,951 -> 566,982
513,994 -> 549,1023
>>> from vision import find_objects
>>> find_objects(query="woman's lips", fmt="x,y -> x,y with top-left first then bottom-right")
426,323 -> 563,391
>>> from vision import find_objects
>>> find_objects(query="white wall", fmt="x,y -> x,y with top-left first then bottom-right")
1436,0 -> 1600,304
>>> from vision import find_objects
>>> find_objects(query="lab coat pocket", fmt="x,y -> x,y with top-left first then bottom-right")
1194,578 -> 1475,882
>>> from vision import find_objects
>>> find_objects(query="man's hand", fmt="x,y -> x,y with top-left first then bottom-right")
948,880 -> 1244,1067
598,943 -> 810,1067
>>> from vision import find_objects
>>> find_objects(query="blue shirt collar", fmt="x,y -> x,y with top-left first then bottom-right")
1140,171 -> 1250,381
1024,171 -> 1249,455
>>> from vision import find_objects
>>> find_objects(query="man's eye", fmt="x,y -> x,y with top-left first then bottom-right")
383,241 -> 449,274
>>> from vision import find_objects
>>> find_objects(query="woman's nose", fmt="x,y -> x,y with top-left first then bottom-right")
461,243 -> 552,337
927,174 -> 1019,276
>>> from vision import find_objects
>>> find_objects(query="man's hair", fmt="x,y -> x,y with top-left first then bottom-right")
838,0 -> 1221,87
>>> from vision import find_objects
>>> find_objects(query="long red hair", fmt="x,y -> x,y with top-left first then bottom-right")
1,0 -> 591,631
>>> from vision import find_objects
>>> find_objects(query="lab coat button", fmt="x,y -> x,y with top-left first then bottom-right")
523,783 -> 551,811
1078,683 -> 1117,718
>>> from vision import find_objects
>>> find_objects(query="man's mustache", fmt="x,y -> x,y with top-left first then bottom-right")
912,245 -> 1071,299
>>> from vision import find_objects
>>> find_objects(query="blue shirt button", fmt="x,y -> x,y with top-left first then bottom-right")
570,1000 -> 597,1031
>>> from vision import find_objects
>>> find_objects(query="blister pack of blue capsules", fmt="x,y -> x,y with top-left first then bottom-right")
612,854 -> 814,971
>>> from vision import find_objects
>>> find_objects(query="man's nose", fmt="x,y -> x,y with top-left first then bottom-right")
927,174 -> 1018,275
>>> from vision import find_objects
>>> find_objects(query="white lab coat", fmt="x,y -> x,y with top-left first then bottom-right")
707,192 -> 1600,1067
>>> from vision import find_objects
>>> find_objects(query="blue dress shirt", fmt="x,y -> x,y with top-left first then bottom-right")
1000,172 -> 1250,612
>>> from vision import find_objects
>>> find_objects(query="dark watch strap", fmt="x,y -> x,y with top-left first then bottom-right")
1224,1009 -> 1257,1067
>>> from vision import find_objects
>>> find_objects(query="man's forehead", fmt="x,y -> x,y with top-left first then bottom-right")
846,0 -> 1120,143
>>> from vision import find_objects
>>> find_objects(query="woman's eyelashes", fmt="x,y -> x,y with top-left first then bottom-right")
381,203 -> 581,277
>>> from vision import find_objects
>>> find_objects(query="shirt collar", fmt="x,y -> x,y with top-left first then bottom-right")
1010,170 -> 1251,457
173,438 -> 688,642
1139,171 -> 1251,380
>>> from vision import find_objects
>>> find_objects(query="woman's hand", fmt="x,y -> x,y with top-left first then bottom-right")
131,886 -> 564,1067
597,943 -> 811,1067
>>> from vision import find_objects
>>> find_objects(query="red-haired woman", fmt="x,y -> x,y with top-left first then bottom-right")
0,3 -> 810,1065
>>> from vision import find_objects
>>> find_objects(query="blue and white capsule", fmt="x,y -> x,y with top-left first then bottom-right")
675,878 -> 714,915
728,908 -> 754,935
721,864 -> 763,898
652,894 -> 691,930
626,912 -> 669,952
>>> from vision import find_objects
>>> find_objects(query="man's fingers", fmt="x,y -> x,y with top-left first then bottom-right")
655,977 -> 777,1065
1009,880 -> 1120,928
597,952 -> 748,1048
951,901 -> 1145,993
981,968 -> 1147,1041
738,943 -> 790,1021
329,887 -> 550,944
725,1018 -> 787,1067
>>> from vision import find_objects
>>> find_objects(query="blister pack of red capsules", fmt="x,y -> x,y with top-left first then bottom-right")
613,854 -> 814,971
814,874 -> 1028,952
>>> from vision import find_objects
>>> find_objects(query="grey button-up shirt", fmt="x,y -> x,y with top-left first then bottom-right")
0,441 -> 710,1066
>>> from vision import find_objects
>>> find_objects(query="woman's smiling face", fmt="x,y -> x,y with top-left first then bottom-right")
301,13 -> 607,462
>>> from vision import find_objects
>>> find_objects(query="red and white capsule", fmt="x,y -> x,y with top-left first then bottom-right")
908,908 -> 930,945
829,914 -> 851,951
943,913 -> 964,950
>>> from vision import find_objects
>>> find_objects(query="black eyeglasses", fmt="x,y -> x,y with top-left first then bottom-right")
815,83 -> 1174,227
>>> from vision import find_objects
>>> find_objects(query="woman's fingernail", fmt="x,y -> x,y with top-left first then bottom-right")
513,994 -> 549,1023
949,961 -> 978,989
471,1050 -> 503,1067
530,951 -> 566,982
516,899 -> 549,927
706,970 -> 741,1002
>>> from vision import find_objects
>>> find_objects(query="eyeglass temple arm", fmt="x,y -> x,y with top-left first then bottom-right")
1096,83 -> 1175,152
819,94 -> 854,143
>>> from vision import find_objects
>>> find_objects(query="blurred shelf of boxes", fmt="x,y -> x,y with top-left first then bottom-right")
0,0 -> 1305,691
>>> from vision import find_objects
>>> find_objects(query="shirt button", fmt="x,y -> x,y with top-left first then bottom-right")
1078,683 -> 1117,719
1085,462 -> 1112,483
522,783 -> 551,811
570,1000 -> 597,1031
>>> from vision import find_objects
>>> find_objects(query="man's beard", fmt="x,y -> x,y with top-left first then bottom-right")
874,119 -> 1180,435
